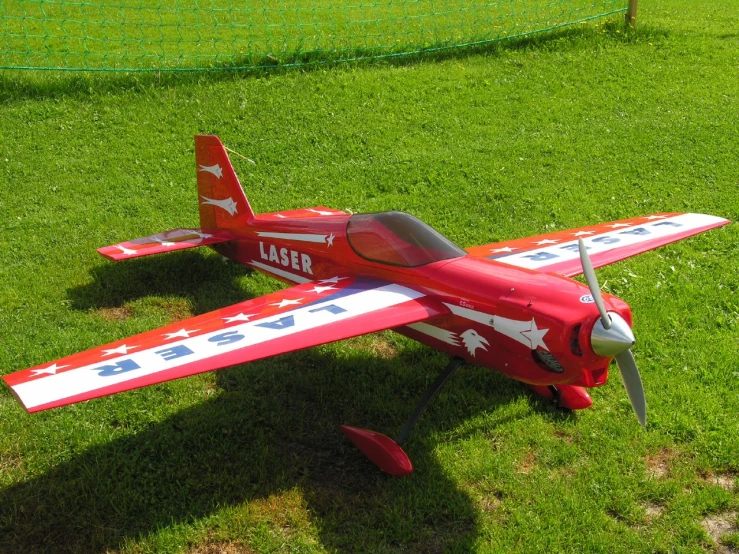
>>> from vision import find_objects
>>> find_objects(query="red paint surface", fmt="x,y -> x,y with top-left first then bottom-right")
341,426 -> 413,476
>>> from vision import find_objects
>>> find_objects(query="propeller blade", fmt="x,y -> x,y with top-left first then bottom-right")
577,240 -> 645,426
578,238 -> 611,330
615,349 -> 647,427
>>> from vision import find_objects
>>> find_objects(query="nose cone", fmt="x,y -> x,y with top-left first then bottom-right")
591,312 -> 635,357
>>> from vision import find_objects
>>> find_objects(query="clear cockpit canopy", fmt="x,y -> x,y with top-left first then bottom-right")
346,211 -> 466,267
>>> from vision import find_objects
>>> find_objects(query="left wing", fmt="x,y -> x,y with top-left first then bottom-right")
3,277 -> 445,412
466,213 -> 730,277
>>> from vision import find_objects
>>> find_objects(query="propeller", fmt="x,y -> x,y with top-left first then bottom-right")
579,239 -> 611,330
578,239 -> 646,426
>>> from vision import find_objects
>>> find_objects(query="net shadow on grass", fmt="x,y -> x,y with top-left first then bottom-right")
0,22 -> 670,104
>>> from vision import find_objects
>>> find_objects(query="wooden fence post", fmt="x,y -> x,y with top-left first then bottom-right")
626,0 -> 638,28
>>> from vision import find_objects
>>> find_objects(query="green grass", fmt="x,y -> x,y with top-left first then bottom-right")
0,0 -> 626,70
1,1 -> 738,552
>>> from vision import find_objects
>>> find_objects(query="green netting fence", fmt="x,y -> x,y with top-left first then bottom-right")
1,0 -> 627,71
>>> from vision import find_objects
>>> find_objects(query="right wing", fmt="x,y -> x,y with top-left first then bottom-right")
4,277 -> 445,413
465,213 -> 730,277
97,228 -> 240,261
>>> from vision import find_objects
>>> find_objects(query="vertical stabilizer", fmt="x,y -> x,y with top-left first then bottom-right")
195,135 -> 255,229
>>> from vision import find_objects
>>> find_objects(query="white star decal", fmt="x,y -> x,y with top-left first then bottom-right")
222,313 -> 257,323
113,244 -> 137,256
573,231 -> 594,237
491,246 -> 517,253
645,215 -> 667,220
198,164 -> 223,179
270,298 -> 303,309
326,232 -> 335,247
318,276 -> 348,284
607,223 -> 631,228
102,344 -> 139,356
31,363 -> 68,376
521,320 -> 549,350
200,196 -> 238,216
534,239 -> 559,245
163,328 -> 200,340
307,285 -> 336,294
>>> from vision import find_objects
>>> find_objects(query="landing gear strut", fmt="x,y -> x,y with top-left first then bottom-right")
341,357 -> 465,476
396,357 -> 465,446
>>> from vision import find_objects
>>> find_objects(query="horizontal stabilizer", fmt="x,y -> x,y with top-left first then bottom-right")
98,228 -> 240,261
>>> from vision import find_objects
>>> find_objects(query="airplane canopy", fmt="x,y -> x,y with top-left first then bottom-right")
346,211 -> 466,267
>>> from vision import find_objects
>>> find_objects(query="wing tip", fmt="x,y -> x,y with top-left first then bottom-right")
3,382 -> 33,413
96,247 -> 121,261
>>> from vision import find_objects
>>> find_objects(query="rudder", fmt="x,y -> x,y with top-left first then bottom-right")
195,135 -> 255,229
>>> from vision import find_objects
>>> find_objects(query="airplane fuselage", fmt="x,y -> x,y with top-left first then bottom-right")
211,212 -> 629,389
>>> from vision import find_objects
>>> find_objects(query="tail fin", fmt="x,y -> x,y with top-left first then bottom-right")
195,135 -> 255,229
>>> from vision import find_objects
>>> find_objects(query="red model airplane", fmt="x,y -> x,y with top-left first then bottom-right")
3,136 -> 730,476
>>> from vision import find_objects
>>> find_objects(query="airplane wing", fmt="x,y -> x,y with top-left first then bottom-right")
465,213 -> 730,277
3,277 -> 445,413
97,228 -> 240,261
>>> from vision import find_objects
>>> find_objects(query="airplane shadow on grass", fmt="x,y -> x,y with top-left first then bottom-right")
0,253 -> 572,553
66,250 -> 255,316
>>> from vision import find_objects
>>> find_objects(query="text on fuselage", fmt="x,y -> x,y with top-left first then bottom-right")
259,241 -> 313,274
